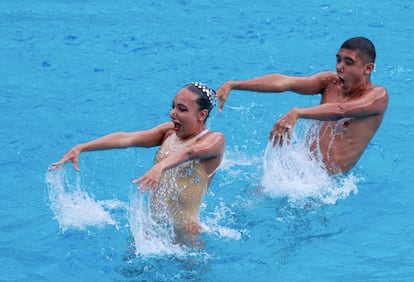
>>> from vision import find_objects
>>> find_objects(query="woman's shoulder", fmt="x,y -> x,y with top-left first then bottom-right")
206,131 -> 225,139
203,131 -> 226,150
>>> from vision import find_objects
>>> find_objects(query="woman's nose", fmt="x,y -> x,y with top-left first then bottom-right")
170,108 -> 177,118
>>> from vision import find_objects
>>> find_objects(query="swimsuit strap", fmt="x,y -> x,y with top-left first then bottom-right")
195,129 -> 209,139
207,167 -> 218,178
170,129 -> 209,151
195,129 -> 219,178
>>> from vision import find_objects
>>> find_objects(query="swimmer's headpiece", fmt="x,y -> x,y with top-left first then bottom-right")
186,82 -> 217,112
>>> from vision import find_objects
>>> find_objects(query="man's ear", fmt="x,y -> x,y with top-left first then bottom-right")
365,62 -> 375,75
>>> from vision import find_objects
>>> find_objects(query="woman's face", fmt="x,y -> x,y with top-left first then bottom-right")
169,88 -> 207,138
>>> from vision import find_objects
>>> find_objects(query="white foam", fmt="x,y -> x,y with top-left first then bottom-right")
261,123 -> 359,206
45,169 -> 119,231
128,193 -> 184,256
202,201 -> 243,241
202,224 -> 242,241
45,169 -> 188,256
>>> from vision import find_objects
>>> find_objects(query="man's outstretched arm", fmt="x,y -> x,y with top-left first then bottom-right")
216,72 -> 334,111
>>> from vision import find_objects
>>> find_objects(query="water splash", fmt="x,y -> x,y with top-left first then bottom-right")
128,193 -> 184,256
261,123 -> 359,206
45,168 -> 243,257
45,169 -> 120,231
45,168 -> 185,255
202,201 -> 242,241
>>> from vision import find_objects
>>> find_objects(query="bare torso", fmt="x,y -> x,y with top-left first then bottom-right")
310,73 -> 387,174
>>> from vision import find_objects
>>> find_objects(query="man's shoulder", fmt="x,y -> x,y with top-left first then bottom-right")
374,85 -> 388,93
370,85 -> 388,98
363,85 -> 389,113
313,71 -> 340,86
373,86 -> 389,107
313,71 -> 338,79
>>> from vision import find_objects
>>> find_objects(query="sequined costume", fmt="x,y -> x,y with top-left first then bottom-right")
150,130 -> 210,232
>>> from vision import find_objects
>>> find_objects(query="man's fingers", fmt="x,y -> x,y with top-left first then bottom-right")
286,131 -> 292,145
73,163 -> 80,171
270,123 -> 293,147
272,133 -> 280,147
218,99 -> 225,112
48,154 -> 81,172
52,160 -> 64,167
48,164 -> 60,172
278,134 -> 285,147
271,132 -> 288,147
48,160 -> 64,171
269,127 -> 278,141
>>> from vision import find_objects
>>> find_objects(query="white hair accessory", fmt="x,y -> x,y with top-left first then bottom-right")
190,82 -> 217,108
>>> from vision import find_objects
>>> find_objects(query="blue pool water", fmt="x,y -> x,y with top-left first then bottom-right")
1,0 -> 413,281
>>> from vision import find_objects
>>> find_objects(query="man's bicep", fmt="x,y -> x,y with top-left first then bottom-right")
346,89 -> 388,117
286,72 -> 330,94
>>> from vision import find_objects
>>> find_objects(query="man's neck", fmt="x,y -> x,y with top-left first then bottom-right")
346,78 -> 373,98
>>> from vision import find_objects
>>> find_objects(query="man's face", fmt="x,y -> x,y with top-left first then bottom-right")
336,48 -> 373,92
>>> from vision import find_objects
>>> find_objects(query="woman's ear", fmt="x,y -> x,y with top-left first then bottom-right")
198,109 -> 208,122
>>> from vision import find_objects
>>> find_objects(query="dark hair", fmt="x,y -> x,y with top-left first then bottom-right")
185,82 -> 216,121
341,37 -> 376,64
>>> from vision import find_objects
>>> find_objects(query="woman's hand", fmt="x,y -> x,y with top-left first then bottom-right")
133,163 -> 164,193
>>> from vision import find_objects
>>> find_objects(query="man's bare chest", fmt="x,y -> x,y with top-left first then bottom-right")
322,86 -> 354,103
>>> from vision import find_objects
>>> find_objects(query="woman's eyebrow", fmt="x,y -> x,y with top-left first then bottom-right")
175,102 -> 188,109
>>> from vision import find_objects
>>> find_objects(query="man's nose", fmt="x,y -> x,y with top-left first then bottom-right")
337,63 -> 344,73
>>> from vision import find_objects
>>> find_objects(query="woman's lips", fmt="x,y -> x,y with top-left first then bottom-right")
173,122 -> 181,131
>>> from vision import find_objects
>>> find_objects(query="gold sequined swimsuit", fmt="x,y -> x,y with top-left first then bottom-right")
150,130 -> 210,230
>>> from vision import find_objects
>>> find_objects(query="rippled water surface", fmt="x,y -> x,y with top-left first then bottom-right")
1,0 -> 413,281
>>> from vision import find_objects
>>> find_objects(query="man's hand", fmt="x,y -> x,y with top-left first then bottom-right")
269,108 -> 299,147
216,82 -> 232,112
49,146 -> 81,171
